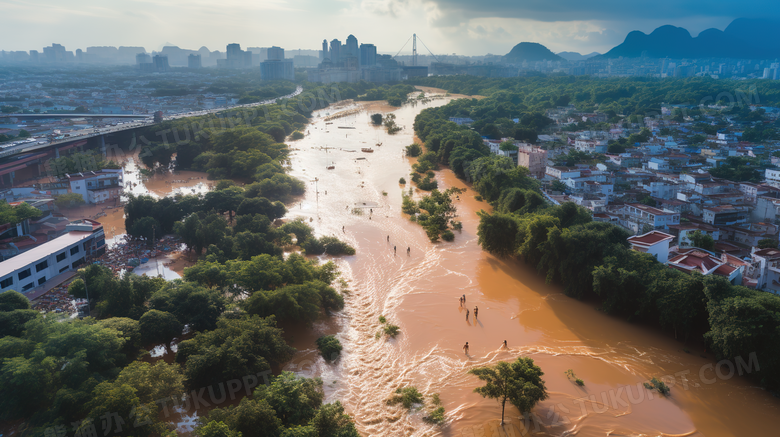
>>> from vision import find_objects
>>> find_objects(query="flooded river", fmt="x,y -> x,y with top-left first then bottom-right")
284,91 -> 780,436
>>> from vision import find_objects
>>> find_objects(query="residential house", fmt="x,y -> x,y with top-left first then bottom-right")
627,230 -> 674,263
703,205 -> 751,226
667,249 -> 742,283
66,169 -> 124,205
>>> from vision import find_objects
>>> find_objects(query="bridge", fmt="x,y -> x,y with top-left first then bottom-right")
0,86 -> 303,185
5,113 -> 153,120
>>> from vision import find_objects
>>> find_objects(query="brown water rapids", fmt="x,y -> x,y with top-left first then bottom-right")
272,90 -> 780,437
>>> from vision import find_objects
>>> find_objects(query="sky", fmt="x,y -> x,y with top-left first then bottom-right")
1,0 -> 778,56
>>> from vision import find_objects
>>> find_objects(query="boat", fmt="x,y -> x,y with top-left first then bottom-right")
326,165 -> 335,170
338,126 -> 356,129
361,148 -> 374,153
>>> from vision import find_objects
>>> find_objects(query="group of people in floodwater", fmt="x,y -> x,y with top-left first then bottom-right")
460,294 -> 508,355
385,235 -> 410,256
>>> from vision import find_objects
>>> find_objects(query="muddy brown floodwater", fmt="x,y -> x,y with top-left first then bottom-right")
283,92 -> 780,437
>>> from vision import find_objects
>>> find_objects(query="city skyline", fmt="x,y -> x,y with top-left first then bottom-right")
2,0 -> 777,56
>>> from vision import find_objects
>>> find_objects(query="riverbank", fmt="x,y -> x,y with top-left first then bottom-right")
283,88 -> 779,437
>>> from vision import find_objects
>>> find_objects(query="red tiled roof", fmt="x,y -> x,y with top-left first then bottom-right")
628,231 -> 675,247
753,248 -> 780,259
669,251 -> 721,273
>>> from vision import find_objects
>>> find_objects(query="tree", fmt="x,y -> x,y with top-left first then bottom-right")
689,230 -> 715,251
18,129 -> 30,138
149,280 -> 226,331
129,216 -> 163,244
194,421 -> 242,437
757,238 -> 778,249
139,309 -> 182,345
469,357 -> 548,424
405,143 -> 422,157
550,180 -> 567,193
55,193 -> 85,209
476,211 -> 519,257
0,291 -> 37,337
639,196 -> 657,207
499,141 -> 517,153
0,290 -> 30,311
370,113 -> 383,125
256,372 -> 324,426
309,402 -> 359,437
315,335 -> 342,361
176,315 -> 294,389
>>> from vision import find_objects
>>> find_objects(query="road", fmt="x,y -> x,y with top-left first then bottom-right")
0,86 -> 303,159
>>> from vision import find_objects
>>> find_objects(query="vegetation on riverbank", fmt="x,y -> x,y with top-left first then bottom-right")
413,78 -> 780,392
0,82 -> 362,435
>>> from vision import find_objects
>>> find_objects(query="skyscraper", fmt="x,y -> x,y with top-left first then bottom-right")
321,39 -> 329,61
188,54 -> 202,68
136,53 -> 151,66
329,39 -> 341,63
226,43 -> 242,59
152,55 -> 169,72
267,46 -> 284,61
345,35 -> 359,59
261,46 -> 294,81
360,43 -> 377,66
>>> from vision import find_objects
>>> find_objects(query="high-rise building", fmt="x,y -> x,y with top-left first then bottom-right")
267,46 -> 285,61
221,43 -> 252,68
43,43 -> 66,61
360,43 -> 377,66
152,55 -> 170,72
345,35 -> 359,59
226,43 -> 242,59
329,39 -> 341,63
136,53 -> 151,65
188,54 -> 202,68
321,39 -> 328,60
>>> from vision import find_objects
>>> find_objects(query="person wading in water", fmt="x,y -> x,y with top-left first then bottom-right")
463,342 -> 469,355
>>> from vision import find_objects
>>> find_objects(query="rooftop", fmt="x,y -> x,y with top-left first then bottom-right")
0,231 -> 93,273
668,250 -> 722,273
626,203 -> 676,216
627,230 -> 675,248
752,248 -> 780,259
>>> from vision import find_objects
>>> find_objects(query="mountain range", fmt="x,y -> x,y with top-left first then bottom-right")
503,42 -> 563,63
602,18 -> 780,59
557,51 -> 600,61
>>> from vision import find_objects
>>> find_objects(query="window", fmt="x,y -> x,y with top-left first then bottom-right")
70,246 -> 79,255
18,268 -> 31,280
38,277 -> 46,285
22,283 -> 33,291
36,260 -> 48,272
56,251 -> 67,262
72,258 -> 84,269
0,277 -> 12,288
59,266 -> 69,273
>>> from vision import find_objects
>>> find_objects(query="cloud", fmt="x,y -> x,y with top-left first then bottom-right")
422,0 -> 780,24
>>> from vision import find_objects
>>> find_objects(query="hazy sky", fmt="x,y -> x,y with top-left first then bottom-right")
1,0 -> 776,55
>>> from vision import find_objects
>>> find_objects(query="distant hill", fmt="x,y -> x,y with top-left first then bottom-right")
557,51 -> 600,61
504,42 -> 563,63
602,18 -> 780,59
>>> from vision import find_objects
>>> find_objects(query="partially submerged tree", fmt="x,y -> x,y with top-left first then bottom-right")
468,357 -> 548,424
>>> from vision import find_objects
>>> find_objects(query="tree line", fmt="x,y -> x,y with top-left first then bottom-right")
412,81 -> 780,392
0,89 -> 361,435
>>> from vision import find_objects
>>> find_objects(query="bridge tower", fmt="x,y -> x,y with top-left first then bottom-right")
413,33 -> 417,66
